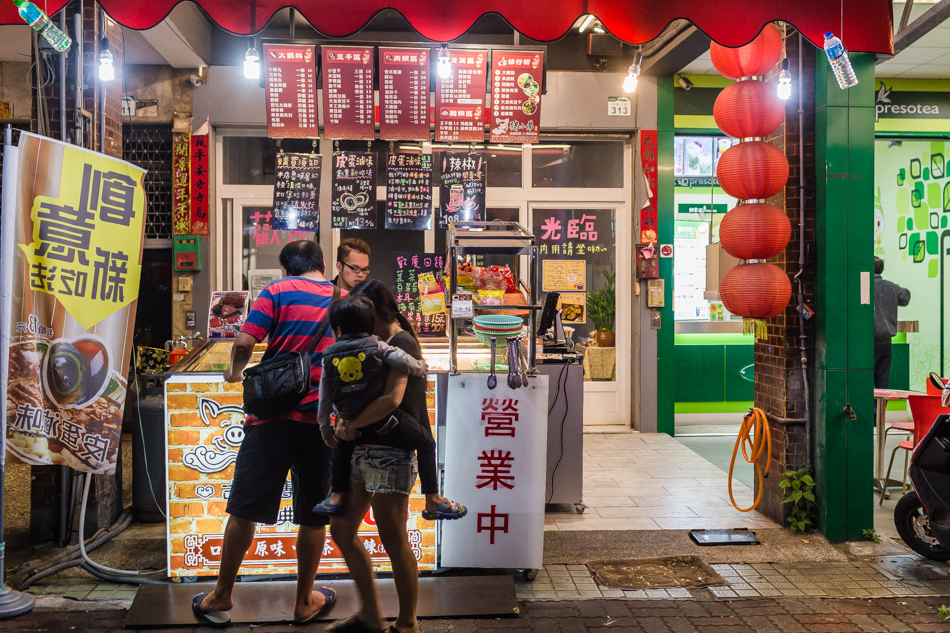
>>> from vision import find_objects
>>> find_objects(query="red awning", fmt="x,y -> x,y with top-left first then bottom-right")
1,0 -> 894,54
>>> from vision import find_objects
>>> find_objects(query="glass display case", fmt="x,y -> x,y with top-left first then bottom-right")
168,339 -> 266,375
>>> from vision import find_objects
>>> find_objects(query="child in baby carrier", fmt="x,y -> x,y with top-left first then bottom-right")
313,295 -> 466,520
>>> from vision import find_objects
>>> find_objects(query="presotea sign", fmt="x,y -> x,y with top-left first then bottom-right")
164,377 -> 438,577
1,133 -> 146,474
875,80 -> 950,133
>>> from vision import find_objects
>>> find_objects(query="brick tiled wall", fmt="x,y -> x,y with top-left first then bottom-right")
29,2 -> 126,543
753,34 -> 817,525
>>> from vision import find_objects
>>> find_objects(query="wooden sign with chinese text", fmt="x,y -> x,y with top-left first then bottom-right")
331,151 -> 376,229
385,153 -> 432,230
172,132 -> 190,235
189,135 -> 209,235
272,152 -> 322,232
438,151 -> 485,229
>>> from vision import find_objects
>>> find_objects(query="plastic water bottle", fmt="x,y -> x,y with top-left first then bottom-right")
13,0 -> 72,52
823,32 -> 857,90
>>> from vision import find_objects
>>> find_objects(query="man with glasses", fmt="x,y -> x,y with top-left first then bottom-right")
333,238 -> 371,291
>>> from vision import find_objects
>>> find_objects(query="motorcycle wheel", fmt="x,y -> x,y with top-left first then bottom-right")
894,491 -> 950,561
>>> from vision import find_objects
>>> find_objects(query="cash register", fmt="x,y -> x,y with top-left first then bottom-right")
536,291 -> 583,364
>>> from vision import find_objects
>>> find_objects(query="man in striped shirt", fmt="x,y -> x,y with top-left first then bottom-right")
193,241 -> 342,626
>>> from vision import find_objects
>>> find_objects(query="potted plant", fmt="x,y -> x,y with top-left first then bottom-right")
587,269 -> 615,347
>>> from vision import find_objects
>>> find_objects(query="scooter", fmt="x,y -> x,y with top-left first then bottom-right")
893,373 -> 950,561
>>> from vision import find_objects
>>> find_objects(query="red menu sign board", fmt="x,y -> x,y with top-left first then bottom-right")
435,49 -> 487,143
639,130 -> 659,244
379,47 -> 430,141
322,46 -> 375,140
189,135 -> 209,235
489,51 -> 543,144
264,44 -> 317,139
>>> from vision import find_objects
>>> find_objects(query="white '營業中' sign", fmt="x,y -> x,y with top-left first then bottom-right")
440,373 -> 549,569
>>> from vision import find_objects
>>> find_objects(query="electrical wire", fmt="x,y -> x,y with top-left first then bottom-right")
546,362 -> 570,504
727,407 -> 772,512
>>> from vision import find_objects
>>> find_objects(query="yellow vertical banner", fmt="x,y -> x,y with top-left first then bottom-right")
2,132 -> 147,474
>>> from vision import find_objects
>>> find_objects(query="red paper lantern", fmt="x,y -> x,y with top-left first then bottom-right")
719,263 -> 791,319
716,141 -> 788,200
719,203 -> 791,260
710,23 -> 783,79
714,80 -> 785,139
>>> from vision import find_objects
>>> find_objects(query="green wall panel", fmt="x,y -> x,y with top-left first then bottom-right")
657,79 -> 676,436
890,343 -> 910,391
674,346 -> 726,402
725,345 -> 755,402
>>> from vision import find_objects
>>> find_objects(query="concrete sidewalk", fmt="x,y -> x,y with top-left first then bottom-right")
5,596 -> 950,632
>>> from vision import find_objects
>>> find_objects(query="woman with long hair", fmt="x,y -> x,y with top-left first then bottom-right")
327,279 -> 437,633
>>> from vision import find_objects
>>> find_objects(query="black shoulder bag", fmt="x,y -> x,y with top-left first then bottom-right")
242,284 -> 341,418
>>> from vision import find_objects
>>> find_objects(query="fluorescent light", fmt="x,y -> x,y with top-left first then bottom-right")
99,38 -> 114,81
623,48 -> 643,94
244,38 -> 260,80
437,44 -> 451,80
777,59 -> 792,100
578,15 -> 595,33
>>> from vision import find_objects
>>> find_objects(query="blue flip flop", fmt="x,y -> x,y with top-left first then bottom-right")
312,498 -> 345,516
292,586 -> 336,625
192,592 -> 231,628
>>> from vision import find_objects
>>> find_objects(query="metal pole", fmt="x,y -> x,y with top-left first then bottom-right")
74,12 -> 84,148
59,11 -> 67,142
99,7 -> 106,154
0,126 -> 36,617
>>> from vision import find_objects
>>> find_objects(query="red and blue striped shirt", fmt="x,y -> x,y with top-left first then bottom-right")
240,276 -> 343,425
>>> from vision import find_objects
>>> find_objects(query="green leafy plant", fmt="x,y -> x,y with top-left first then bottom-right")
587,270 -> 616,333
780,468 -> 816,533
862,528 -> 882,544
939,605 -> 950,620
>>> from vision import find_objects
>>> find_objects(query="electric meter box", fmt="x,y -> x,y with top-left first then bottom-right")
174,236 -> 202,272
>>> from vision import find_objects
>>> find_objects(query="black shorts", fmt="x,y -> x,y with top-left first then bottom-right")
225,420 -> 332,528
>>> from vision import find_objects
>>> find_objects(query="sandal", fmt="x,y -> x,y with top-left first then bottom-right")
292,587 -> 336,624
192,592 -> 231,628
421,500 -> 467,521
312,498 -> 345,516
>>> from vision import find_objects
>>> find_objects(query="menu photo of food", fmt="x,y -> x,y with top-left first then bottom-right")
208,291 -> 250,339
557,293 -> 586,324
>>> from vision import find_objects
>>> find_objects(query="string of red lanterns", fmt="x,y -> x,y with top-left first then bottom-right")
711,23 -> 792,321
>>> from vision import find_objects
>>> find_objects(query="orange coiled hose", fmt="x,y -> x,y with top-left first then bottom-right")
728,407 -> 772,512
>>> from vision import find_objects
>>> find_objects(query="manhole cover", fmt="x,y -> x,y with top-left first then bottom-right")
587,555 -> 726,590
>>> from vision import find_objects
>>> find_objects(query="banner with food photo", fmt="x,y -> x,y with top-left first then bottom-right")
1,132 -> 147,474
208,291 -> 250,339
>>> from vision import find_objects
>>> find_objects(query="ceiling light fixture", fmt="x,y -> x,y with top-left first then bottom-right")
99,38 -> 114,81
437,43 -> 452,79
244,37 -> 260,80
623,47 -> 642,94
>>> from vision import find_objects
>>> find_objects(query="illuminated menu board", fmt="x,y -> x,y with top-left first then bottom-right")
321,46 -> 375,140
264,44 -> 317,139
489,50 -> 543,144
379,47 -> 430,141
435,49 -> 487,143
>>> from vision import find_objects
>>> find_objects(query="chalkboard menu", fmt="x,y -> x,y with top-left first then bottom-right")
386,153 -> 432,230
263,44 -> 318,139
331,151 -> 377,229
394,252 -> 447,336
379,47 -> 430,141
489,50 -> 543,144
272,152 -> 322,231
435,49 -> 488,143
439,151 -> 486,228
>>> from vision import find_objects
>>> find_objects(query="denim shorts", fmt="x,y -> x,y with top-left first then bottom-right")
350,445 -> 418,495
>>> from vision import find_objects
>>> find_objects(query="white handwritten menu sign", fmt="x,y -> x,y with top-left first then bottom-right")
264,44 -> 317,139
321,46 -> 375,140
379,47 -> 430,141
394,252 -> 447,336
490,51 -> 543,144
439,151 -> 486,229
435,49 -> 487,143
331,151 -> 377,229
272,153 -> 322,231
385,153 -> 433,230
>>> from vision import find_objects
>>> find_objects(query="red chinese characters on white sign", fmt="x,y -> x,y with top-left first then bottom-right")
441,376 -> 547,569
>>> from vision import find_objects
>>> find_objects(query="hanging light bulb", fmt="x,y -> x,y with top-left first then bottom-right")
437,44 -> 451,80
99,38 -> 114,81
244,38 -> 261,80
623,48 -> 642,94
777,58 -> 792,100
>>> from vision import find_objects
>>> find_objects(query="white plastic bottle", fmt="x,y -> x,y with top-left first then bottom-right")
823,32 -> 857,90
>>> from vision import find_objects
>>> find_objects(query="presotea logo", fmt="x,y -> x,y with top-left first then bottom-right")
875,82 -> 947,122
